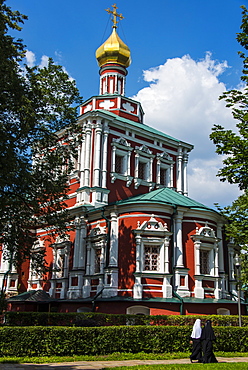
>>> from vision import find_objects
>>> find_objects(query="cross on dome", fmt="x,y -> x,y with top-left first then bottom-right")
106,4 -> 124,29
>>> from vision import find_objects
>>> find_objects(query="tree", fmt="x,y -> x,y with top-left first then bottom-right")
0,0 -> 82,300
210,5 -> 248,287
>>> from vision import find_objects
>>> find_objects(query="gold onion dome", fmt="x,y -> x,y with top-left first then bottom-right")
96,28 -> 131,68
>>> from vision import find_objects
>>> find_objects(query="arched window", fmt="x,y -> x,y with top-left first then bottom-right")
126,305 -> 150,315
217,308 -> 230,315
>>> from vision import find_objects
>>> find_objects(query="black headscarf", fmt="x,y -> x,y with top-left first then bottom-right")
201,320 -> 216,341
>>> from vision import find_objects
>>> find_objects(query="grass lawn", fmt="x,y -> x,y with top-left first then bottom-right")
0,352 -> 248,364
103,365 -> 248,370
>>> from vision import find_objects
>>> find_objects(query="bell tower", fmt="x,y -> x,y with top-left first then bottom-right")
95,4 -> 131,96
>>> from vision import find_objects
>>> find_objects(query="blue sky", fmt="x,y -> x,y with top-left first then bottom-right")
7,0 -> 247,207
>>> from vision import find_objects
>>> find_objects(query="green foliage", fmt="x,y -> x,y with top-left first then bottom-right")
0,326 -> 247,357
4,312 -> 248,327
210,6 -> 248,192
209,5 -> 248,286
0,0 -> 83,278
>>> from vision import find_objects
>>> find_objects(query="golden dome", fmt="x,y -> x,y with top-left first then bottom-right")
96,28 -> 131,68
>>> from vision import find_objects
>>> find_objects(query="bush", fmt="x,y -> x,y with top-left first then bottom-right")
4,312 -> 248,327
0,326 -> 247,356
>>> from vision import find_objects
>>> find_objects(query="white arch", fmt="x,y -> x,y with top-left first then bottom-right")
217,308 -> 230,315
126,305 -> 150,315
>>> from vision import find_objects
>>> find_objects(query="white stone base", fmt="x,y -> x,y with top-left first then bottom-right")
133,283 -> 143,299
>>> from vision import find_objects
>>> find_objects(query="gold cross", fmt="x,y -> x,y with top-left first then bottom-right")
105,4 -> 124,29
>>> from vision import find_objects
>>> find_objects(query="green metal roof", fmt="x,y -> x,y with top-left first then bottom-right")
113,187 -> 216,212
102,110 -> 181,143
82,106 -> 193,147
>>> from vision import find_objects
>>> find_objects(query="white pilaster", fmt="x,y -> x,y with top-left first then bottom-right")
93,120 -> 102,187
182,150 -> 188,196
170,163 -> 174,188
133,233 -> 143,298
102,123 -> 109,189
193,240 -> 204,298
174,211 -> 184,268
84,123 -> 92,187
109,211 -> 118,267
79,127 -> 86,188
177,147 -> 183,193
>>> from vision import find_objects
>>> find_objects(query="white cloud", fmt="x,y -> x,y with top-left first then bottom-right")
132,53 -> 241,207
25,50 -> 36,67
39,55 -> 49,68
188,157 -> 241,208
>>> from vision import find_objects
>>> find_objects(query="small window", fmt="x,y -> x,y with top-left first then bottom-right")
138,161 -> 147,180
115,155 -> 124,174
200,250 -> 210,274
95,248 -> 101,273
144,245 -> 160,271
160,168 -> 167,185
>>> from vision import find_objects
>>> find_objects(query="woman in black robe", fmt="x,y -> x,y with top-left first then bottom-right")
200,320 -> 218,363
190,319 -> 202,363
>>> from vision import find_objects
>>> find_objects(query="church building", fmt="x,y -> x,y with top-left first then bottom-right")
6,5 -> 243,316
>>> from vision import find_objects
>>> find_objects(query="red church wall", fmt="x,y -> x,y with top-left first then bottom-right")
118,216 -> 136,293
109,126 -> 126,135
185,303 -> 241,315
182,221 -> 196,293
18,259 -> 30,293
117,212 -> 172,299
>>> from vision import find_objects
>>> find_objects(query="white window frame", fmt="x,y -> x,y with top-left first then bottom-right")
133,215 -> 173,299
142,240 -> 163,273
110,137 -> 133,187
191,225 -> 220,299
156,151 -> 174,188
199,245 -> 215,276
134,145 -> 155,189
86,225 -> 107,277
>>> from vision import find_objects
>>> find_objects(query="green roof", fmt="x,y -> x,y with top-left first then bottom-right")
114,187 -> 216,212
82,106 -> 193,147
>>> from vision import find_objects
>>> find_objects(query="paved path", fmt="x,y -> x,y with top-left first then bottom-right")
0,357 -> 248,370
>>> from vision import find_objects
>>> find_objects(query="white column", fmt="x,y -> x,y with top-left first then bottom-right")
93,120 -> 102,187
82,241 -> 91,298
85,242 -> 91,275
193,240 -> 204,298
162,236 -> 173,297
170,163 -> 174,188
214,243 -> 219,277
127,150 -> 131,177
135,234 -> 142,273
194,240 -> 201,275
84,123 -> 92,187
73,217 -> 81,270
109,211 -> 118,267
164,236 -> 170,273
217,223 -> 224,272
149,158 -> 153,182
102,123 -> 109,189
73,216 -> 87,270
174,211 -> 184,267
135,154 -> 139,178
111,146 -> 116,172
214,242 -> 221,299
182,151 -> 188,195
157,159 -> 161,184
177,147 -> 183,193
78,219 -> 87,269
79,132 -> 86,188
133,233 -> 142,299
